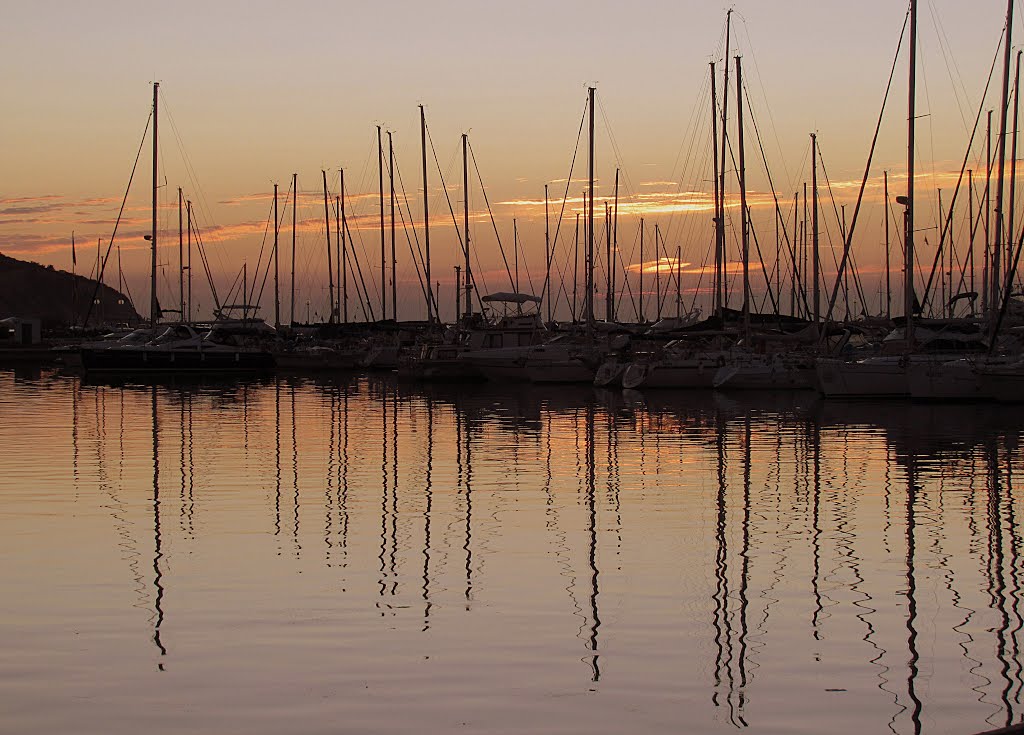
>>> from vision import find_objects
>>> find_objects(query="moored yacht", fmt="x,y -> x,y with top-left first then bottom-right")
713,351 -> 816,391
620,335 -> 735,390
453,293 -> 549,382
80,320 -> 276,374
819,320 -> 988,399
815,354 -> 910,398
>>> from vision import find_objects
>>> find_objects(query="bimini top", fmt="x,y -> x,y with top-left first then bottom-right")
481,292 -> 542,305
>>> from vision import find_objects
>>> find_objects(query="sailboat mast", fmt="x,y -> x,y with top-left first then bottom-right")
775,190 -> 781,317
335,195 -> 341,323
341,169 -> 348,324
812,132 -> 820,332
573,212 -> 580,322
1009,51 -> 1022,278
969,169 -> 975,314
791,191 -> 798,316
582,191 -> 588,319
905,0 -> 919,349
605,201 -> 612,321
613,168 -> 619,322
273,183 -> 280,329
71,231 -> 76,326
676,244 -> 682,318
454,266 -> 461,323
97,238 -> 102,325
655,224 -> 662,321
291,173 -> 297,325
335,190 -> 341,321
884,171 -> 891,319
736,56 -> 750,338
514,218 -> 520,294
992,0 -> 1014,321
948,192 -> 955,315
378,125 -> 386,321
985,111 -> 992,313
178,187 -> 184,321
710,61 -> 722,316
802,182 -> 808,317
639,218 -> 645,323
187,200 -> 193,323
389,131 -> 396,322
150,82 -> 159,326
938,189 -> 946,315
117,244 -> 124,309
323,170 -> 334,324
463,133 -> 472,319
544,184 -> 551,323
587,86 -> 596,330
420,105 -> 432,324
719,11 -> 733,313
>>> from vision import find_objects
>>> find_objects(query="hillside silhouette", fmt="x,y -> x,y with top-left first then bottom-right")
0,252 -> 141,329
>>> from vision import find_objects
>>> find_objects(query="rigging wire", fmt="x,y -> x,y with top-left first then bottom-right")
350,135 -> 384,314
83,110 -> 152,328
734,11 -> 795,189
918,25 -> 1004,314
820,7 -> 910,327
744,84 -> 808,318
424,122 -> 485,313
189,216 -> 221,314
392,154 -> 437,315
545,95 -> 589,320
342,205 -> 376,322
927,0 -> 973,131
818,150 -> 869,310
468,140 -> 517,293
252,192 -> 278,315
160,92 -> 231,307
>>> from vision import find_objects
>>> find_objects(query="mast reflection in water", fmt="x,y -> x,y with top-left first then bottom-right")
3,371 -> 1024,734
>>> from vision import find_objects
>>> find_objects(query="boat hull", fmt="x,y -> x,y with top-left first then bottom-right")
399,359 -> 484,382
906,358 -> 987,401
622,361 -> 719,389
527,361 -> 595,384
81,347 -> 275,373
815,357 -> 908,397
980,362 -> 1024,402
713,357 -> 815,391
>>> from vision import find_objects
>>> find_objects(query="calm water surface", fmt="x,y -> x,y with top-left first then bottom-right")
1,368 -> 1023,734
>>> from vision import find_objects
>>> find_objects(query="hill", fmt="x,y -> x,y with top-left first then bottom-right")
0,252 -> 142,329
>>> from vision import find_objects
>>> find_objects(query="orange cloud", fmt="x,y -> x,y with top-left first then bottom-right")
498,188 -> 787,219
626,258 -> 693,274
0,194 -> 63,206
218,190 -> 379,207
0,195 -> 119,219
620,259 -> 760,278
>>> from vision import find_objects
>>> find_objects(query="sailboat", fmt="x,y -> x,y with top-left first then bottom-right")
816,0 -> 922,398
80,84 -> 277,375
523,86 -> 611,385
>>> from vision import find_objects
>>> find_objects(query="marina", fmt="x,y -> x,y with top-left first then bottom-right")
6,1 -> 1024,732
8,0 -> 1024,406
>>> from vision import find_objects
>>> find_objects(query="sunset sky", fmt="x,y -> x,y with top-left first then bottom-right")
1,0 -> 1015,322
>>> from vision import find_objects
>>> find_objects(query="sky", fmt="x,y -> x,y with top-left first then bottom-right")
0,0 -> 1016,322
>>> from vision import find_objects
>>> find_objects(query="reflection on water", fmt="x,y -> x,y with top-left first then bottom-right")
3,370 -> 1024,734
